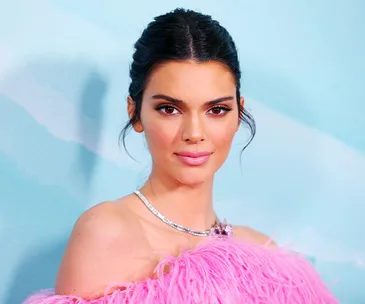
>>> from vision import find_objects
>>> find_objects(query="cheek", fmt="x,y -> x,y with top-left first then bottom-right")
210,120 -> 237,146
208,124 -> 237,160
144,120 -> 179,154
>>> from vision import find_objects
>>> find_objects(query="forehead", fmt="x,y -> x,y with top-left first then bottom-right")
144,60 -> 236,101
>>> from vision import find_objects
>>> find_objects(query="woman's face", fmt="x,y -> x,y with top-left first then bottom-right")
129,60 -> 242,185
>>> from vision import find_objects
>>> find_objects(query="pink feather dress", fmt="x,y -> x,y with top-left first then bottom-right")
23,234 -> 339,303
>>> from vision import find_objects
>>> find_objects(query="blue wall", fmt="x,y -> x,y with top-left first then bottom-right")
0,1 -> 364,303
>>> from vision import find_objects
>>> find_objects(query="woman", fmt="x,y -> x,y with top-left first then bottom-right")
25,8 -> 338,303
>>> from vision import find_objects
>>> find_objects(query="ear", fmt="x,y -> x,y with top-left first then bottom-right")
237,96 -> 245,130
240,96 -> 245,109
127,96 -> 144,133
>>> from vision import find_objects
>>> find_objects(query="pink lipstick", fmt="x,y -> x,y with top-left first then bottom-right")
175,151 -> 212,166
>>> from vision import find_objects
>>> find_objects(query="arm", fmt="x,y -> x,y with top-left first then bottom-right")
55,202 -> 142,300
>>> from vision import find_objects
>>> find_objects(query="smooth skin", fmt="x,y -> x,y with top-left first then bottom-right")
55,60 -> 275,300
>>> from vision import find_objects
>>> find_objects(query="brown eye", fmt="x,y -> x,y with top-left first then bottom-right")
155,105 -> 180,115
208,106 -> 232,116
164,106 -> 176,114
211,107 -> 223,115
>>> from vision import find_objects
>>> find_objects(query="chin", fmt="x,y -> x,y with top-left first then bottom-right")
173,168 -> 215,186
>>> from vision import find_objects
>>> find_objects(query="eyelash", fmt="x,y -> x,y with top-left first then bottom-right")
154,105 -> 233,116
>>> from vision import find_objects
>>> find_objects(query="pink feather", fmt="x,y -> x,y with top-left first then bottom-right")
23,237 -> 339,303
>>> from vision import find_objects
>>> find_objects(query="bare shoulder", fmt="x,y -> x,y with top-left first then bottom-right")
66,198 -> 136,252
233,225 -> 277,247
55,195 -> 151,299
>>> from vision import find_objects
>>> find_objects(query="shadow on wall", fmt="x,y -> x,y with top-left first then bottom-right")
4,240 -> 68,304
76,70 -> 108,189
0,56 -> 109,193
0,57 -> 109,303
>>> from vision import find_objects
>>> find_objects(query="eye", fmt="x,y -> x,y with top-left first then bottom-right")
155,105 -> 180,115
207,106 -> 232,116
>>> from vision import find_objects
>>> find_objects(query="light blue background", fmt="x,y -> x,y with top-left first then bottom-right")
0,1 -> 364,303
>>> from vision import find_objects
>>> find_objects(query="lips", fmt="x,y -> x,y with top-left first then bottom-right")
174,151 -> 212,166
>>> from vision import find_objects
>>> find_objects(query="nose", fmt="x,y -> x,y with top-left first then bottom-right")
181,114 -> 206,143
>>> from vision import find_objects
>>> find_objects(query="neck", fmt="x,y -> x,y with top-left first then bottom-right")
139,168 -> 216,232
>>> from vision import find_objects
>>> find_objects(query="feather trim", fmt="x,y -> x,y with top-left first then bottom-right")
23,237 -> 338,303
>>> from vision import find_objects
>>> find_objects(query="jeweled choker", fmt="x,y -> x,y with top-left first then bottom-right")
134,190 -> 233,237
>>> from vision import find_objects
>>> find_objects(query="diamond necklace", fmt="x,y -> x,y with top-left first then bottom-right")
134,190 -> 232,237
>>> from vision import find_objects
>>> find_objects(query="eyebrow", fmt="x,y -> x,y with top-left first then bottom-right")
151,94 -> 234,106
